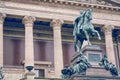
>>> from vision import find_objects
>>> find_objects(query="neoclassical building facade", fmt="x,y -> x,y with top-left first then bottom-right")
0,0 -> 120,80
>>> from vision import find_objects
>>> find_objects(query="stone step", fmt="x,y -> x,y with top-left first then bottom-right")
70,75 -> 120,80
35,78 -> 62,80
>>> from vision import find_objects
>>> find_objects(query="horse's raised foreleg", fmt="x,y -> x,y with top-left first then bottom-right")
84,30 -> 91,45
92,30 -> 101,40
74,36 -> 79,52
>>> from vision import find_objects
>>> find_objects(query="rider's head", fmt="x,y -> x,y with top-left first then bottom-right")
80,10 -> 84,15
88,8 -> 92,11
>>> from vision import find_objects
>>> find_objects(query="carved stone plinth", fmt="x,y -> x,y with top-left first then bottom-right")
82,45 -> 103,66
71,45 -> 102,66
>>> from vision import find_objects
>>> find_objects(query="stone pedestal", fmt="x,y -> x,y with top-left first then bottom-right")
86,66 -> 111,76
25,72 -> 35,80
70,45 -> 120,80
82,45 -> 103,66
70,73 -> 120,80
71,45 -> 102,67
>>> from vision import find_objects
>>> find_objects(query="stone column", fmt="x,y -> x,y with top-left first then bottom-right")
23,16 -> 35,74
51,19 -> 64,78
102,25 -> 116,65
0,13 -> 6,66
118,43 -> 120,68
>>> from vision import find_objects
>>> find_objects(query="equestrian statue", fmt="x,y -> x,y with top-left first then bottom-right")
61,9 -> 102,79
71,9 -> 100,76
73,9 -> 101,52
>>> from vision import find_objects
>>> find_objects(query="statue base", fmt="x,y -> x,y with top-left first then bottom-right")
71,45 -> 102,66
86,66 -> 111,76
70,45 -> 120,78
70,74 -> 120,80
71,45 -> 118,76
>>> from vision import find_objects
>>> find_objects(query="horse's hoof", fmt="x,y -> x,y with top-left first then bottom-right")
88,44 -> 92,46
88,43 -> 92,45
99,37 -> 101,40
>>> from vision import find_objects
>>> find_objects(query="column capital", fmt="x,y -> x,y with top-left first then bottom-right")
23,16 -> 36,25
102,25 -> 114,33
0,13 -> 6,24
50,19 -> 64,29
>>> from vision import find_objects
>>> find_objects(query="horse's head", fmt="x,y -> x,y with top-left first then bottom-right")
80,10 -> 84,15
85,9 -> 92,21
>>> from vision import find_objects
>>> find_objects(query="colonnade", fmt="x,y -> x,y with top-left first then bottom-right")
0,13 -> 118,78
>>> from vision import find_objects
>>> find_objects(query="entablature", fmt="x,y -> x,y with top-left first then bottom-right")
0,0 -> 120,26
1,0 -> 120,11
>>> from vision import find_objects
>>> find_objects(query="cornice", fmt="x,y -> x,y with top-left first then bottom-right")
102,0 -> 120,7
1,0 -> 120,11
1,1 -> 120,26
48,0 -> 120,11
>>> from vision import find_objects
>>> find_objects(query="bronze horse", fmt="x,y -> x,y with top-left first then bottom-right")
73,9 -> 101,52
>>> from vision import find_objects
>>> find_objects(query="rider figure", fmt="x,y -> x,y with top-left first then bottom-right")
77,10 -> 86,33
79,9 -> 92,31
73,10 -> 86,52
73,10 -> 85,35
73,9 -> 101,52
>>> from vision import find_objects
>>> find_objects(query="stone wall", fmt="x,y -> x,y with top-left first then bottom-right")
4,73 -> 23,80
3,67 -> 24,80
